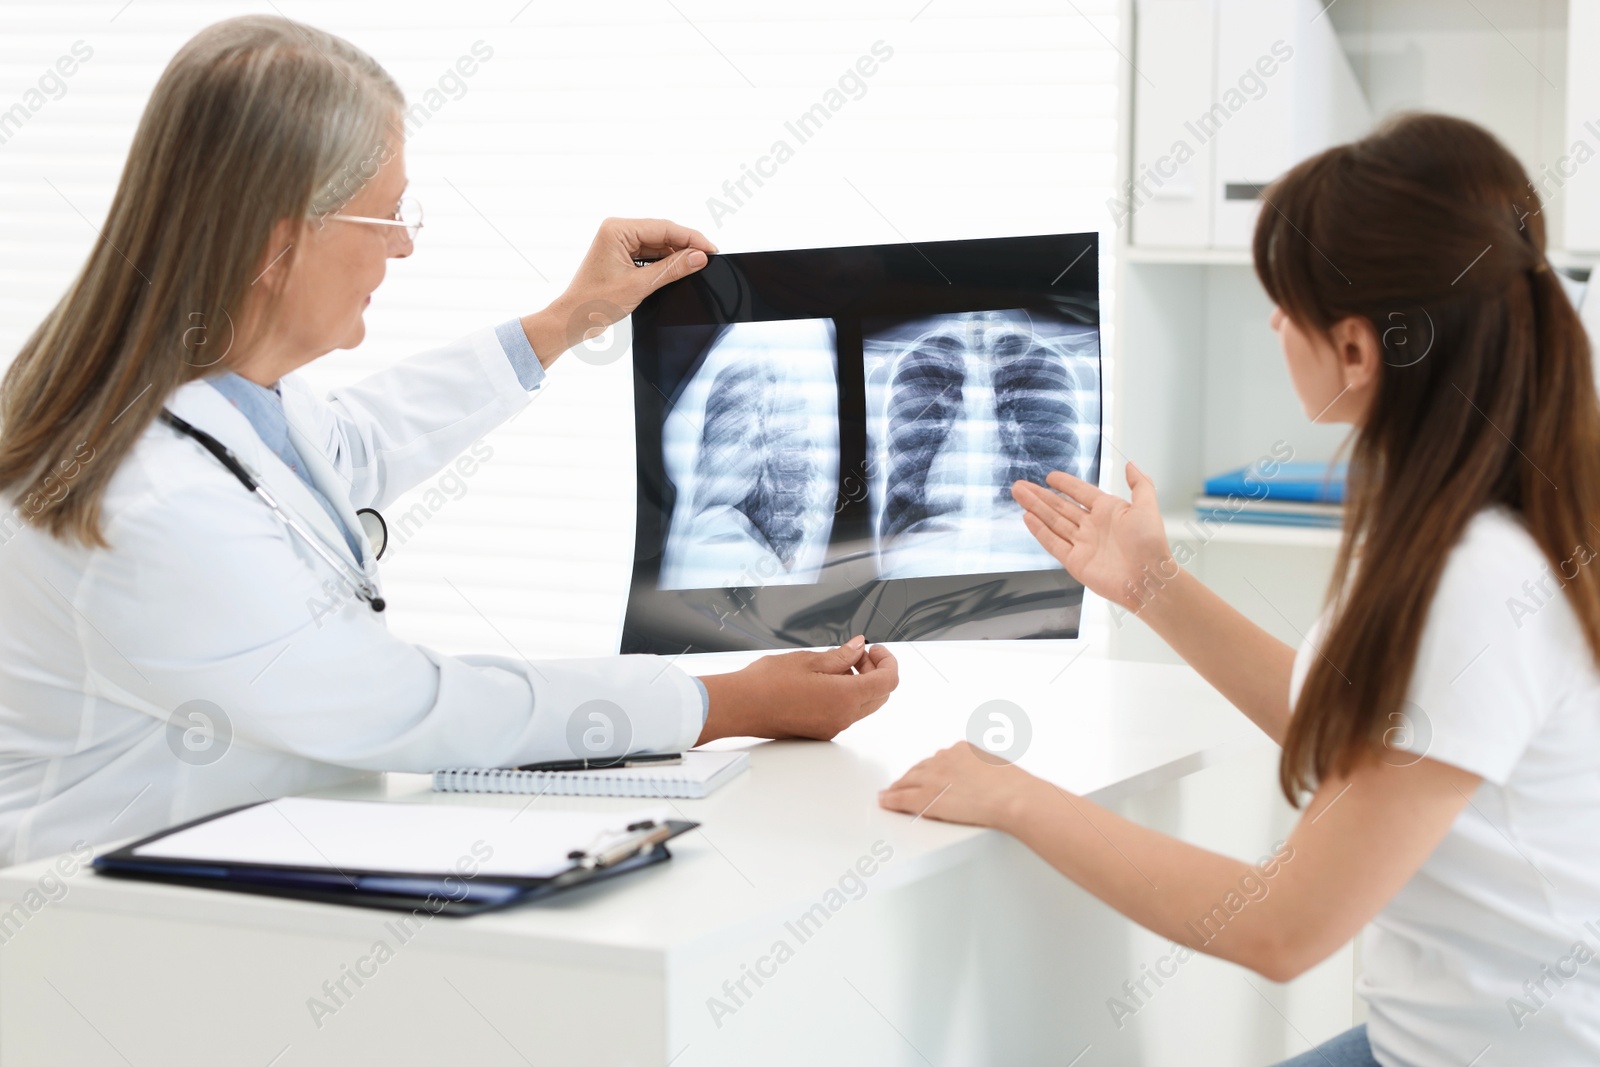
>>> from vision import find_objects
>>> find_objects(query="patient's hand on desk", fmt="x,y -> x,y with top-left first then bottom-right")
878,742 -> 1038,829
1011,460 -> 1174,612
696,637 -> 899,745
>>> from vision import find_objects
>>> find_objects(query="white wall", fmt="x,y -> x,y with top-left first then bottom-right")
0,0 -> 1123,660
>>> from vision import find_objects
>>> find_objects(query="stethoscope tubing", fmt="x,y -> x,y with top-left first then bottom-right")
159,410 -> 386,612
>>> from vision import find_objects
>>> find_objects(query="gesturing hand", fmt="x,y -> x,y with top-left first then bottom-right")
1010,461 -> 1174,612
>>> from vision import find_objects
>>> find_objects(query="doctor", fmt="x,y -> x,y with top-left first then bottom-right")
0,15 -> 898,866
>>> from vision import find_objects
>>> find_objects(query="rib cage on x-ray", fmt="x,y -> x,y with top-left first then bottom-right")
693,361 -> 815,569
872,312 -> 1097,579
658,317 -> 838,590
882,332 -> 967,542
991,328 -> 1086,491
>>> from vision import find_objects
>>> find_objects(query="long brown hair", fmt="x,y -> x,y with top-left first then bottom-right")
1256,113 -> 1600,804
0,16 -> 401,546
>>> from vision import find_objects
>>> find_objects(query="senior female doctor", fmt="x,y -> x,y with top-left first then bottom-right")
0,16 -> 898,867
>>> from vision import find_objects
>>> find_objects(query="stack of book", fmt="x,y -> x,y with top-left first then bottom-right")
1194,461 -> 1346,529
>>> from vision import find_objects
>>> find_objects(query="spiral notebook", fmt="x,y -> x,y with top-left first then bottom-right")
433,750 -> 749,799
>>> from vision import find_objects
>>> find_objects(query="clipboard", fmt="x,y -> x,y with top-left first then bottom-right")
91,800 -> 700,917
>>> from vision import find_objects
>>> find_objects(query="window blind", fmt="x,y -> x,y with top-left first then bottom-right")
0,0 -> 1121,659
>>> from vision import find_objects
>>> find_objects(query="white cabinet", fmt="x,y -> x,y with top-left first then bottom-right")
1211,0 -> 1369,247
1112,0 -> 1588,666
1128,0 -> 1217,247
1129,0 -> 1370,250
1567,0 -> 1600,252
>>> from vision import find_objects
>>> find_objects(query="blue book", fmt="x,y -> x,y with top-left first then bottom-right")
1203,461 -> 1346,504
1194,508 -> 1343,529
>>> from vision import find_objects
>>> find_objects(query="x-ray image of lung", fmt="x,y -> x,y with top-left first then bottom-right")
865,310 -> 1101,581
624,232 -> 1100,654
658,319 -> 840,590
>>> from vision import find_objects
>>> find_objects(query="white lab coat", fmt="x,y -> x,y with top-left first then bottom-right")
0,327 -> 703,865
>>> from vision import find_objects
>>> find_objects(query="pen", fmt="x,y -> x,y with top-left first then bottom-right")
516,753 -> 685,773
568,820 -> 676,870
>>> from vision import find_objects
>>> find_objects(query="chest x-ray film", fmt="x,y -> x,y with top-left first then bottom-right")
658,318 -> 840,590
623,233 -> 1101,654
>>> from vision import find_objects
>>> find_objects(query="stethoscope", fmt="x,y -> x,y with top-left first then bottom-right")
159,410 -> 388,613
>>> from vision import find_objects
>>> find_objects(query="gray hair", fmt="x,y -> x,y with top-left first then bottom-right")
0,15 -> 404,545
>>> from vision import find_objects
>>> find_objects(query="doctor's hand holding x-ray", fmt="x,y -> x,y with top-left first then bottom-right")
0,16 -> 895,865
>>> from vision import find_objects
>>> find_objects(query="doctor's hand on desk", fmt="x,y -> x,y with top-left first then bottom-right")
696,637 -> 900,744
517,217 -> 718,367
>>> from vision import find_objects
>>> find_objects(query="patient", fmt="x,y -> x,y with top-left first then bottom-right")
883,112 -> 1600,1066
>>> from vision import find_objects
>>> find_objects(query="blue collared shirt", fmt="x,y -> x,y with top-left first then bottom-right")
206,372 -> 364,558
208,320 -> 710,724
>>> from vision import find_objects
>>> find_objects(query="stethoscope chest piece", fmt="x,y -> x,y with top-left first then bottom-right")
357,508 -> 388,561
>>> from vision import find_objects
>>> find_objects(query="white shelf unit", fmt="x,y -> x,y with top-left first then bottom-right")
1102,6 -> 1592,1050
1108,0 -> 1587,666
1109,253 -> 1347,663
1123,246 -> 1253,266
1161,514 -> 1341,549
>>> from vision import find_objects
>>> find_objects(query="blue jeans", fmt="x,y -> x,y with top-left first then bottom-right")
1273,1024 -> 1380,1067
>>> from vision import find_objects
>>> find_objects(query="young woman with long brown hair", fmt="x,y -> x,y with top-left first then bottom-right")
883,113 -> 1600,1065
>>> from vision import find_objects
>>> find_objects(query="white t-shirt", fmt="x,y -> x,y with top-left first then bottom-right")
1289,507 -> 1600,1066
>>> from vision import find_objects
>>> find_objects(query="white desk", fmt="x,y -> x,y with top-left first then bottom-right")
0,649 -> 1273,1067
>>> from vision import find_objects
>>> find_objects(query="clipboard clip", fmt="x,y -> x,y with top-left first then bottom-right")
567,819 -> 675,870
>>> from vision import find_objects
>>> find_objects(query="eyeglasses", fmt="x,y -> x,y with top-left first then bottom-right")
328,197 -> 424,243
